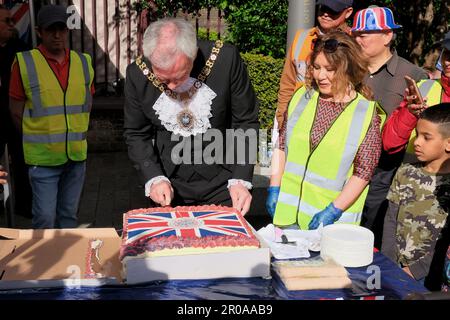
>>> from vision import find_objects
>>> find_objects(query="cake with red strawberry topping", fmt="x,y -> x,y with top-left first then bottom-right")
119,205 -> 260,263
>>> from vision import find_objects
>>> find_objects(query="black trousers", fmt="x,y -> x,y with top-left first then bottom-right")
361,166 -> 398,249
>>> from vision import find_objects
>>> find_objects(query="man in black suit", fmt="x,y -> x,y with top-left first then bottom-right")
124,18 -> 259,215
0,5 -> 31,217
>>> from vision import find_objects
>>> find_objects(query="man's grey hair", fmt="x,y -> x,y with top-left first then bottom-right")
143,18 -> 197,70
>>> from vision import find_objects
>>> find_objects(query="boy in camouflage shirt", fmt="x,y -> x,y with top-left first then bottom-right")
382,103 -> 450,283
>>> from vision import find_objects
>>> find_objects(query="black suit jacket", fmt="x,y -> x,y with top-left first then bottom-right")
124,41 -> 259,191
0,38 -> 29,151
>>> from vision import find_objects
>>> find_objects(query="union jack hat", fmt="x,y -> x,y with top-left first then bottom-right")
351,6 -> 402,32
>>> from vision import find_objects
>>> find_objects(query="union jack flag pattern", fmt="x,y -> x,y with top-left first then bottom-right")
120,205 -> 259,260
4,3 -> 31,43
352,7 -> 401,32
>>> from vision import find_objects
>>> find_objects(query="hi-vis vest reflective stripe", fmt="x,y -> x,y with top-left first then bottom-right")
17,49 -> 94,166
405,79 -> 443,156
273,87 -> 386,230
291,28 -> 317,87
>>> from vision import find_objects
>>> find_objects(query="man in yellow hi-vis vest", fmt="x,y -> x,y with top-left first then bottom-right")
9,5 -> 94,229
382,32 -> 450,162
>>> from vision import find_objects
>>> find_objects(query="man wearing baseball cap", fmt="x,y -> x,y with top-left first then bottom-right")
266,1 -> 354,217
9,5 -> 95,229
274,0 -> 354,129
352,6 -> 427,115
351,6 -> 428,248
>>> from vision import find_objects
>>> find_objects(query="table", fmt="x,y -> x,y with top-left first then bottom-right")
273,251 -> 427,300
0,252 -> 428,300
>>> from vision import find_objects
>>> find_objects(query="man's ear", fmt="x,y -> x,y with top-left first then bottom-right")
344,7 -> 353,19
445,137 -> 450,153
35,27 -> 41,39
383,31 -> 394,47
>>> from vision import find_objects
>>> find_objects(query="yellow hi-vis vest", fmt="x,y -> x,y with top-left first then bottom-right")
404,79 -> 444,162
17,49 -> 94,166
273,87 -> 386,230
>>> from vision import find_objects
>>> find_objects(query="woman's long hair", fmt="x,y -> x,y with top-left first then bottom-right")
305,31 -> 373,100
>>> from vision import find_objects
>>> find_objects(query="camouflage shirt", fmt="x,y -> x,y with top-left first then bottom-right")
383,163 -> 450,280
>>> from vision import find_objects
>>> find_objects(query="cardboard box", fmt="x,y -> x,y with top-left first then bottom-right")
0,228 -> 123,289
124,230 -> 271,284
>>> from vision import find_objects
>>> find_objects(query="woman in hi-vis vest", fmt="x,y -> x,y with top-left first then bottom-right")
266,31 -> 385,230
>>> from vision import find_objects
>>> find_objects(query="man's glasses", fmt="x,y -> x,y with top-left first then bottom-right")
0,17 -> 14,24
313,38 -> 348,53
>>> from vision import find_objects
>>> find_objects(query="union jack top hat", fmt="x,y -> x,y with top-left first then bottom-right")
351,6 -> 402,32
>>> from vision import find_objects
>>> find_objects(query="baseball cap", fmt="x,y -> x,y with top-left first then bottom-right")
316,0 -> 353,13
352,6 -> 402,32
37,5 -> 69,29
438,31 -> 450,51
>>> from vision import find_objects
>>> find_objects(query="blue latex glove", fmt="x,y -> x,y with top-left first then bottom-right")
308,202 -> 343,230
266,186 -> 280,218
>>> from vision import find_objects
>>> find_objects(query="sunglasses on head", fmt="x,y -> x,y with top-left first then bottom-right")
313,38 -> 349,53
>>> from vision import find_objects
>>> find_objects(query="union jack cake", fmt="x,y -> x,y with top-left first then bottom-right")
119,205 -> 260,261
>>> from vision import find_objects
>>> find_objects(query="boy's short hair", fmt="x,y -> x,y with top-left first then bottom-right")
420,103 -> 450,138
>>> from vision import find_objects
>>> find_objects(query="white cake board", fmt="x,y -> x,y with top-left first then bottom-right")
124,228 -> 271,284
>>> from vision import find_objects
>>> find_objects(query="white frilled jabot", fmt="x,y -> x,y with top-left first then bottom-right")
152,77 -> 217,137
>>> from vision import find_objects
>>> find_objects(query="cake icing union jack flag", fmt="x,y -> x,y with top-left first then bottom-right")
351,7 -> 401,32
123,206 -> 254,245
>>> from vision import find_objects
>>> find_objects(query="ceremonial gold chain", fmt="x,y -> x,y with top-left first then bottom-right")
136,40 -> 223,101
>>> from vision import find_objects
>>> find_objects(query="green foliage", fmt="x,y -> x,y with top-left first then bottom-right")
131,1 -> 230,18
240,53 -> 284,130
131,1 -> 289,59
131,0 -> 447,64
197,27 -> 219,41
225,0 -> 289,59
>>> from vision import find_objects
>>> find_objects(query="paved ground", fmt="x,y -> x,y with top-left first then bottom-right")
0,151 -> 272,231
